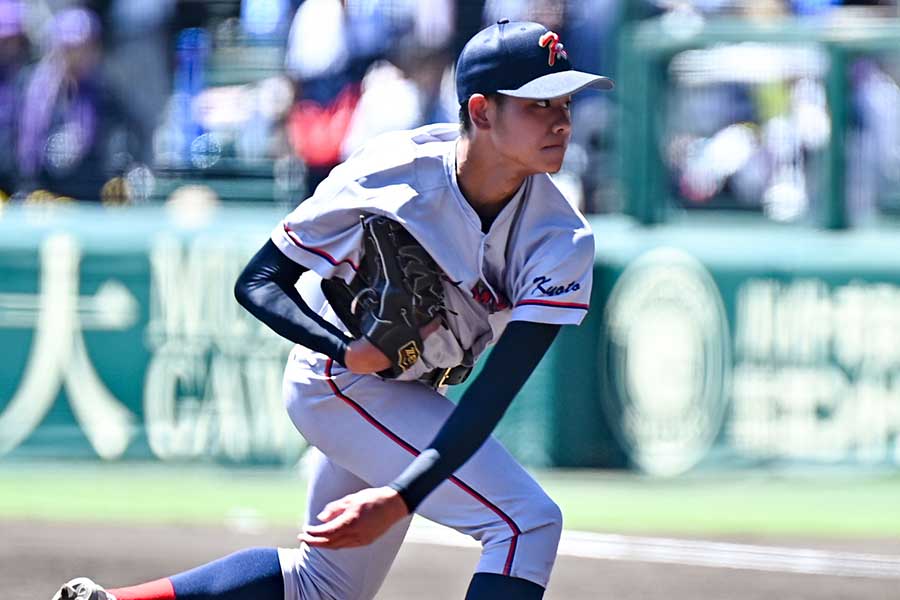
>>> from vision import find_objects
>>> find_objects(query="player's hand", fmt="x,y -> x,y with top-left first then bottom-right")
344,318 -> 443,374
344,338 -> 392,373
298,486 -> 409,549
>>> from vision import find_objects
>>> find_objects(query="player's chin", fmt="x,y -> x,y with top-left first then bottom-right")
537,153 -> 565,173
538,145 -> 566,171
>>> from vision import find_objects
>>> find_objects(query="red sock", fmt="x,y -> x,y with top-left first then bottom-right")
108,578 -> 176,600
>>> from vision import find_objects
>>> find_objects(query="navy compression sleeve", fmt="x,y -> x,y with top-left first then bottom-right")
234,239 -> 354,365
388,320 -> 561,511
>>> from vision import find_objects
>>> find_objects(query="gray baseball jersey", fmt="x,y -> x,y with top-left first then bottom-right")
271,123 -> 594,381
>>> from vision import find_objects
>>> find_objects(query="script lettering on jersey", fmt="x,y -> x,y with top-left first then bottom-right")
470,280 -> 510,313
531,276 -> 580,297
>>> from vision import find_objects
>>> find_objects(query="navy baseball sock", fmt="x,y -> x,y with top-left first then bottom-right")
464,572 -> 544,599
109,548 -> 283,600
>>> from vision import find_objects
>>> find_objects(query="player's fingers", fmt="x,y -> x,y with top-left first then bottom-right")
304,535 -> 355,549
297,531 -> 332,546
299,522 -> 350,546
300,523 -> 357,548
303,521 -> 342,536
305,509 -> 356,536
301,520 -> 375,549
316,501 -> 346,522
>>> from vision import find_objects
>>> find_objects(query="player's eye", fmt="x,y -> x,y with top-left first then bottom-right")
535,100 -> 550,108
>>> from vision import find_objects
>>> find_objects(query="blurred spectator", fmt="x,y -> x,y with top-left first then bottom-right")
410,0 -> 454,51
399,42 -> 456,125
340,59 -> 423,159
0,0 -> 27,197
16,7 -> 142,202
847,58 -> 900,223
283,0 -> 437,190
283,0 -> 457,169
241,0 -> 295,39
483,0 -> 566,29
284,0 -> 355,102
104,0 -> 176,165
451,0 -> 486,57
662,44 -> 831,221
562,0 -> 623,213
154,27 -> 211,169
283,0 -> 361,189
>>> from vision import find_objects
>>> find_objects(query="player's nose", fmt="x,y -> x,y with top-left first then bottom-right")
552,107 -> 571,136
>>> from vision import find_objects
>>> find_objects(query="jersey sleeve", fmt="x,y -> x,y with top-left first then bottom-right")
270,164 -> 367,283
509,223 -> 595,326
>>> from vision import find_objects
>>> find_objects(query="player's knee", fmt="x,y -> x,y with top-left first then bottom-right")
527,494 -> 563,544
480,492 -> 561,551
491,495 -> 562,588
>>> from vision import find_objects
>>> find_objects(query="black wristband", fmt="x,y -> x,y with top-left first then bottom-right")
388,448 -> 441,512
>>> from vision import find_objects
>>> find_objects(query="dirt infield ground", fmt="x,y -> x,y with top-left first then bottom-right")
4,520 -> 899,600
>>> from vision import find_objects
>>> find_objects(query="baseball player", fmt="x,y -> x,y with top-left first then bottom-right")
52,20 -> 612,600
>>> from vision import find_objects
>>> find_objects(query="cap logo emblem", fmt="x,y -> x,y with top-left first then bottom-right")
538,31 -> 567,66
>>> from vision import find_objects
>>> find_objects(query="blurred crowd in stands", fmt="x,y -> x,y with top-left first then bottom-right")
0,0 -> 897,215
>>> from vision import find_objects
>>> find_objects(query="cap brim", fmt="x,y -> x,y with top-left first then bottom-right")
497,70 -> 614,99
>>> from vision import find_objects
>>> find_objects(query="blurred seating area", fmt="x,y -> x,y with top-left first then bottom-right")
0,0 -> 898,214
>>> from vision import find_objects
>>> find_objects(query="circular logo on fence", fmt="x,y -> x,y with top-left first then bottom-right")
599,247 -> 731,476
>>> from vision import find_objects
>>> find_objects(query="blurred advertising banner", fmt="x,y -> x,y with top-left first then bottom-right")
2,204 -> 898,474
588,220 -> 900,476
0,204 -> 305,465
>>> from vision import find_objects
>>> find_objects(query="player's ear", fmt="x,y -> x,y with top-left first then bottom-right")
468,94 -> 491,130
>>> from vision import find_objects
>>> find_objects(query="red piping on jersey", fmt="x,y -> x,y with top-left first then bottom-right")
515,298 -> 589,310
324,358 -> 520,576
283,224 -> 359,272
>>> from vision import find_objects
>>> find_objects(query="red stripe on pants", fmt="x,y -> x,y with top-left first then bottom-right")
324,359 -> 520,575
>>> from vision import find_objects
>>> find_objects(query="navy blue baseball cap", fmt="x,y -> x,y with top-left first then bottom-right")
456,19 -> 614,104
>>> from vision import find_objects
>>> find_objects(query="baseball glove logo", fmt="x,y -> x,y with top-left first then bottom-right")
538,31 -> 567,66
397,341 -> 421,371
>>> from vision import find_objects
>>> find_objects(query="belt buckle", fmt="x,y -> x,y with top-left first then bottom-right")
435,367 -> 453,388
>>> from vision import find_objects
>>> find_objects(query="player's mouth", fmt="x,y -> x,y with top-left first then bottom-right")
541,135 -> 568,149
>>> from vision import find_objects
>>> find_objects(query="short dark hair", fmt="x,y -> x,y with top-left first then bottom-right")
459,93 -> 506,135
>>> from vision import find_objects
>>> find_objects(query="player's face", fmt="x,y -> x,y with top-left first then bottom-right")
491,95 -> 572,175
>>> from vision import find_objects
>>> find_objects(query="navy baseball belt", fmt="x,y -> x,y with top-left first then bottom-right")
420,348 -> 474,388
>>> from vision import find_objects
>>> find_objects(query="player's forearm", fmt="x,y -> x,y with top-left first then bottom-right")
387,376 -> 515,511
388,321 -> 561,512
235,240 -> 354,365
